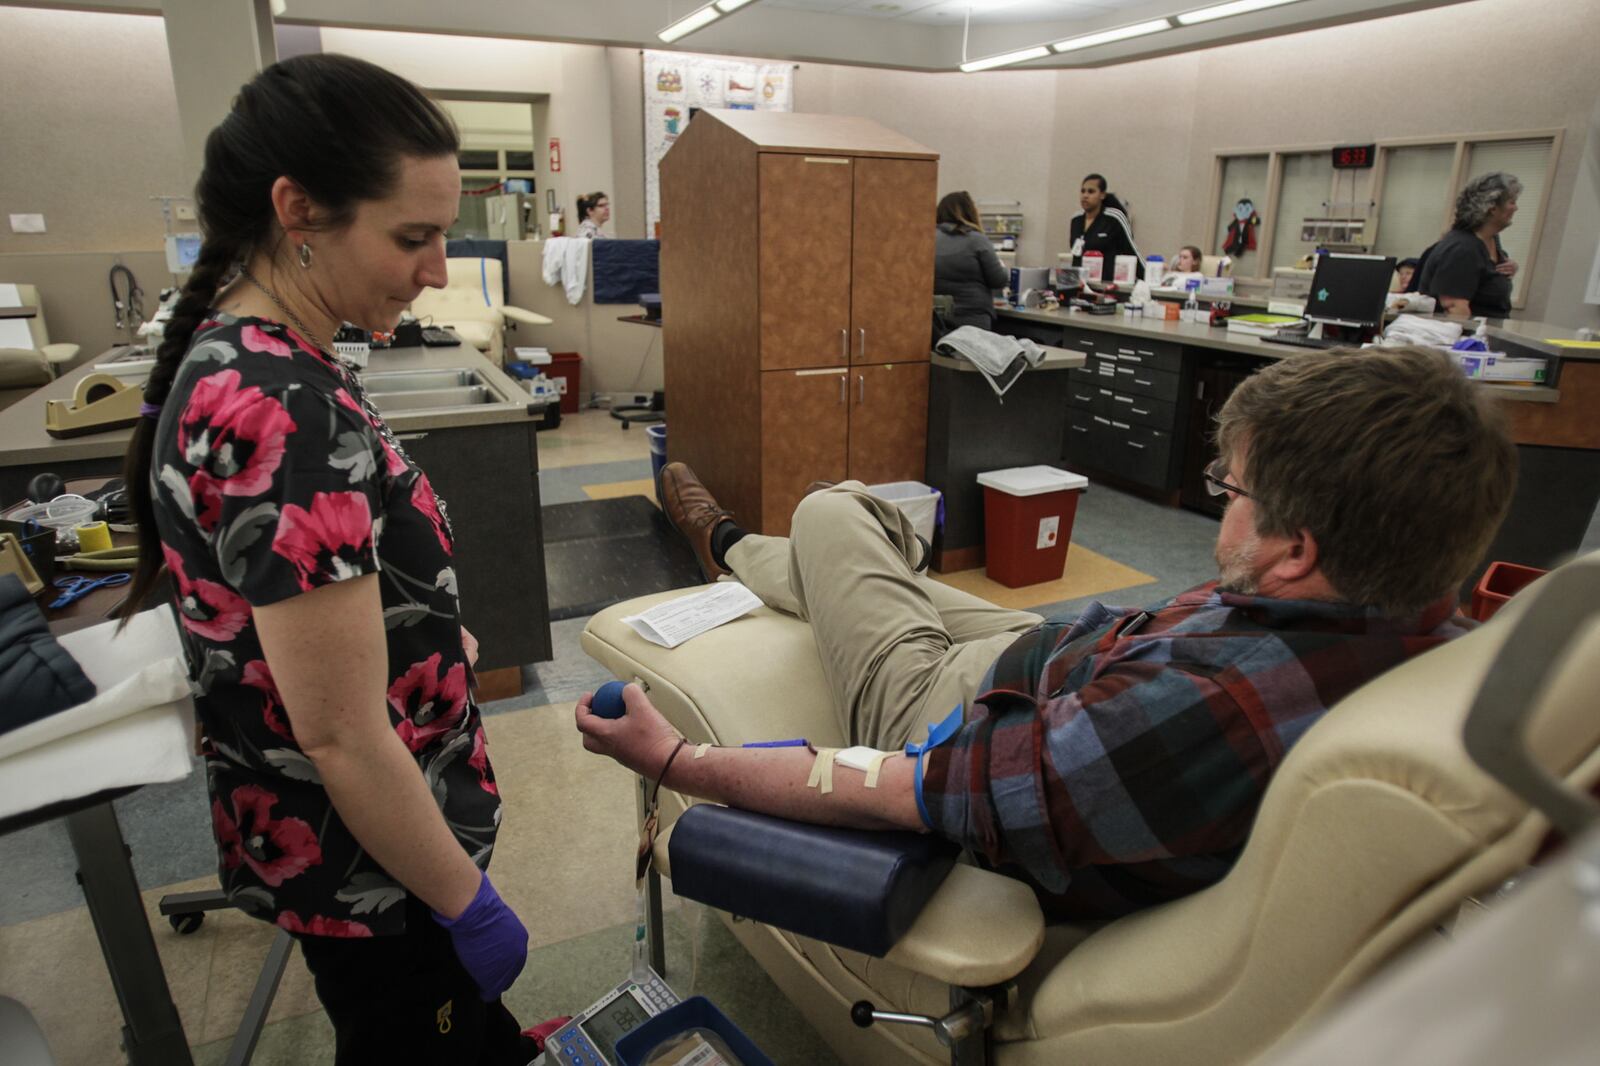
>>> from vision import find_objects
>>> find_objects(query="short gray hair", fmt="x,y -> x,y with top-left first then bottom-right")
1453,171 -> 1523,231
1215,346 -> 1516,615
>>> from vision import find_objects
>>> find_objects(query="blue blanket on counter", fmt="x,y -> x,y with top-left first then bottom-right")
592,239 -> 660,304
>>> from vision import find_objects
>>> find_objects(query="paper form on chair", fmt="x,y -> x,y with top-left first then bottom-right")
622,581 -> 763,648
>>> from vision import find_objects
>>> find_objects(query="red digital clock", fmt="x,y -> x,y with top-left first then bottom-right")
1332,144 -> 1376,169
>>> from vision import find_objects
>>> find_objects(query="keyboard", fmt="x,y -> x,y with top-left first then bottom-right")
1260,333 -> 1339,350
420,326 -> 461,347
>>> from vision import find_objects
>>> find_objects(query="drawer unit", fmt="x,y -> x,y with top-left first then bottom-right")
1111,362 -> 1181,404
1099,420 -> 1174,487
1103,388 -> 1175,430
1064,411 -> 1107,470
1066,381 -> 1101,412
1107,339 -> 1183,374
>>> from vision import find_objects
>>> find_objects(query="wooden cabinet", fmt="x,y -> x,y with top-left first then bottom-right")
759,154 -> 853,371
847,361 -> 929,486
663,111 -> 938,533
850,157 -> 937,365
761,368 -> 849,535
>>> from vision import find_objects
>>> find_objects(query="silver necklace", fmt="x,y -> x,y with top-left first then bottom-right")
236,264 -> 331,355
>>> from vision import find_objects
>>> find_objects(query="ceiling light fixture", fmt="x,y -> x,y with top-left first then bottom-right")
714,0 -> 756,11
1176,0 -> 1306,26
1052,18 -> 1172,53
658,4 -> 722,43
958,45 -> 1051,73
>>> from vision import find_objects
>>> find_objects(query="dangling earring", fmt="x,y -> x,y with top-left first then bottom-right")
298,242 -> 314,269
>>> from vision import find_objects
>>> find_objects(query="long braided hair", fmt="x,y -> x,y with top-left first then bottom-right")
118,53 -> 457,621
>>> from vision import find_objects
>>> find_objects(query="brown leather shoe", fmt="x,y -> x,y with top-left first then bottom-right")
659,462 -> 734,579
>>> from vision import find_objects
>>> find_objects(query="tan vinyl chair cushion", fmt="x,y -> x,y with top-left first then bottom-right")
581,555 -> 1600,1066
408,259 -> 547,366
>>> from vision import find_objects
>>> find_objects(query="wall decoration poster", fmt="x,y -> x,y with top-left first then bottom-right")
643,50 -> 793,229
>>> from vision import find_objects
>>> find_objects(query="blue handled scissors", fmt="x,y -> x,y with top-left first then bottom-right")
50,571 -> 131,609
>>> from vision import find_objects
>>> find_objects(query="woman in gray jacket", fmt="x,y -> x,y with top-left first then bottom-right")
934,191 -> 1007,332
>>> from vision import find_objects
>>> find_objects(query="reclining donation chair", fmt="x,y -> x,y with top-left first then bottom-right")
0,284 -> 78,411
406,257 -> 550,366
581,550 -> 1600,1065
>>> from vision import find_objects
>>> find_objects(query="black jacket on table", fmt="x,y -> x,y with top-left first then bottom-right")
934,224 -> 1008,330
0,573 -> 95,735
1070,206 -> 1143,280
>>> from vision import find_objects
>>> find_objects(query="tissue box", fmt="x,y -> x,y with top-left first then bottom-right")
1451,352 -> 1547,383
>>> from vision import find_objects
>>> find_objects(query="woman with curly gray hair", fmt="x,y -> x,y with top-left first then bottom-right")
1416,171 -> 1522,318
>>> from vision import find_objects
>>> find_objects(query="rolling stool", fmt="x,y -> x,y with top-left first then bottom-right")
159,890 -> 292,1066
610,389 -> 665,430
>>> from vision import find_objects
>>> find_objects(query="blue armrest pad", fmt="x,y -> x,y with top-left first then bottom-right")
667,804 -> 958,957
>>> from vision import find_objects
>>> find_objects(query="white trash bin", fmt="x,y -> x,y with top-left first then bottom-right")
865,481 -> 942,546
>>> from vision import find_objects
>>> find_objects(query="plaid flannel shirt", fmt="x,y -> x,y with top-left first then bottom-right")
920,581 -> 1469,919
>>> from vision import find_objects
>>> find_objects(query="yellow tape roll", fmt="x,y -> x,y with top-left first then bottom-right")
75,521 -> 113,554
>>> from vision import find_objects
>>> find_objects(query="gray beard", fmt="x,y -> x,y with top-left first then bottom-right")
1215,529 -> 1263,596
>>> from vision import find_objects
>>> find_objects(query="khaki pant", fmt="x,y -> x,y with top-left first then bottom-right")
725,482 -> 1042,748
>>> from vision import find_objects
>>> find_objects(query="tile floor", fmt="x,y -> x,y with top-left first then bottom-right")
0,408 -> 1225,1065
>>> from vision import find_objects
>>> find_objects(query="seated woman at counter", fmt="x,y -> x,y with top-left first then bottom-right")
576,190 -> 612,239
1069,173 -> 1142,281
933,190 -> 1008,331
1417,171 -> 1520,318
1173,244 -> 1204,273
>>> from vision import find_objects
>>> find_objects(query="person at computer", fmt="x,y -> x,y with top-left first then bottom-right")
933,190 -> 1008,332
1069,173 -> 1142,282
1417,171 -> 1520,318
1392,257 -> 1419,293
576,190 -> 612,239
579,346 -> 1515,920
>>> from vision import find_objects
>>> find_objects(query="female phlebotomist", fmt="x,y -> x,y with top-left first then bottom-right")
1069,172 -> 1143,282
119,55 -> 537,1064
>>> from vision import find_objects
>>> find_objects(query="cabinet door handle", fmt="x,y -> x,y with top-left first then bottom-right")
858,374 -> 865,404
1132,406 -> 1151,416
397,432 -> 429,441
1135,377 -> 1154,387
839,375 -> 847,405
839,328 -> 848,361
1128,441 -> 1146,450
857,328 -> 866,359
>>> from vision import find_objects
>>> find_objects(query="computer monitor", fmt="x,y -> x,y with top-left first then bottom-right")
1303,252 -> 1396,329
165,233 -> 201,275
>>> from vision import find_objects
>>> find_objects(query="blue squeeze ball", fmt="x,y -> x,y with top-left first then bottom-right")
591,681 -> 628,719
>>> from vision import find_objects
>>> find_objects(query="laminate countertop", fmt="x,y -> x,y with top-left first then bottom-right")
0,342 -> 547,469
995,306 -> 1563,404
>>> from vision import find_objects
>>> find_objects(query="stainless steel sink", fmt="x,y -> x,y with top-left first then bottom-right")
361,369 -> 484,393
361,368 -> 509,413
368,386 -> 499,413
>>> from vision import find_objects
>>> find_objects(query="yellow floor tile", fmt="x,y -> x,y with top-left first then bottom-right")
932,542 -> 1155,610
583,478 -> 658,504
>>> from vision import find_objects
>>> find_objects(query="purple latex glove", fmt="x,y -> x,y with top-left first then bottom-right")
432,871 -> 529,1001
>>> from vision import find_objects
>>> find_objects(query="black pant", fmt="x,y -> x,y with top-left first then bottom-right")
294,897 -> 537,1065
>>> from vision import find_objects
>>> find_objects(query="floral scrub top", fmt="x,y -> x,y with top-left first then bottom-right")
150,313 -> 500,938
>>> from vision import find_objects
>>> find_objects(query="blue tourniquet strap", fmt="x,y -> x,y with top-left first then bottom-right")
905,703 -> 964,830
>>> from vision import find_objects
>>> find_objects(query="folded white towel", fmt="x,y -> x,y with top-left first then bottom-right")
935,326 -> 1046,400
0,609 -> 195,821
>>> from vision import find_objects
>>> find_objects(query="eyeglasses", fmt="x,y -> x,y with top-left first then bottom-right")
1203,457 -> 1252,499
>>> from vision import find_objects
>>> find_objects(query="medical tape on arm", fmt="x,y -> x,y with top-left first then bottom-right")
693,743 -> 712,759
806,748 -> 838,794
832,746 -> 897,788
